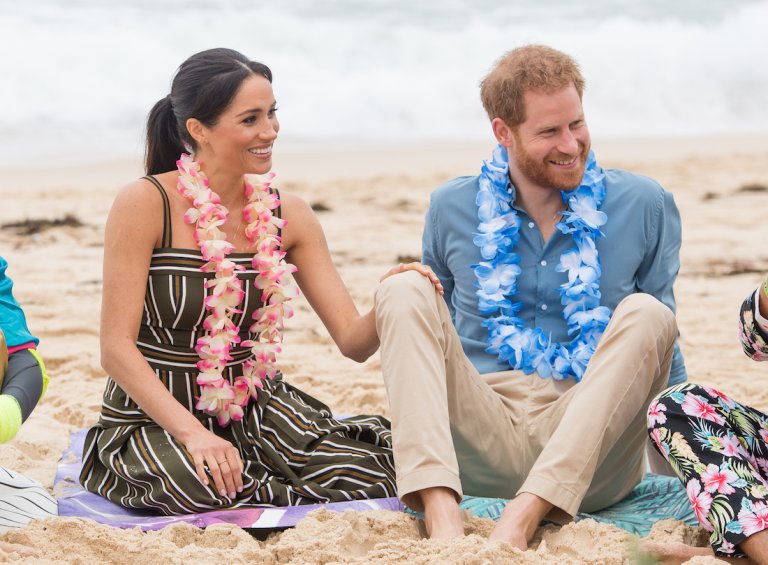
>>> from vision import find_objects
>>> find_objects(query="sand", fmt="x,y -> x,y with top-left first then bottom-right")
1,135 -> 767,563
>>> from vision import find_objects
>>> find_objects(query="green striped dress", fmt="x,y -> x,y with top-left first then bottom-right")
80,178 -> 396,515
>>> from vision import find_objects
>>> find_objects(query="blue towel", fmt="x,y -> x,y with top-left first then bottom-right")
454,474 -> 697,536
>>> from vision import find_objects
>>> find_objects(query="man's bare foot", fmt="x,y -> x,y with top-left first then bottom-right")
0,540 -> 36,557
420,487 -> 464,539
488,493 -> 554,551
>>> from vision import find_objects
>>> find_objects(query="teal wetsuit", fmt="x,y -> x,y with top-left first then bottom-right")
0,256 -> 46,441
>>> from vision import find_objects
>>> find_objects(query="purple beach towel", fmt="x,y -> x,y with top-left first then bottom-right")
54,428 -> 404,531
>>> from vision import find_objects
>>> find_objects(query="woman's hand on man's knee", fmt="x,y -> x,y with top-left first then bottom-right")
380,262 -> 444,296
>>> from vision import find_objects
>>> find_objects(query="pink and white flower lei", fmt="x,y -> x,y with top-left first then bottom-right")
177,153 -> 299,427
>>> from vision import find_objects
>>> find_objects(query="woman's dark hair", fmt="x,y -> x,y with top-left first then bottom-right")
145,48 -> 272,174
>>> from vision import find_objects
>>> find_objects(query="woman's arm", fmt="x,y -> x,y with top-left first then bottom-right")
100,180 -> 242,497
281,193 -> 441,363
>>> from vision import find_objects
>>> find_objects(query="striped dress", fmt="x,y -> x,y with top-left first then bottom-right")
80,178 -> 396,515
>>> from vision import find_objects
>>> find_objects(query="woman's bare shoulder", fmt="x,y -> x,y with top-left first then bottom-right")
106,176 -> 177,250
111,172 -> 178,213
275,190 -> 322,251
277,189 -> 313,216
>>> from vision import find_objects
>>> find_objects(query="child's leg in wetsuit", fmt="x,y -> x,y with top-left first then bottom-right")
0,341 -> 46,443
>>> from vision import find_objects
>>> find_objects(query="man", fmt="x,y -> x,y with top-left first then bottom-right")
374,45 -> 687,548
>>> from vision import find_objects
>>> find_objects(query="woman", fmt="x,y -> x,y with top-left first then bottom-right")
646,276 -> 768,562
80,48 -> 441,514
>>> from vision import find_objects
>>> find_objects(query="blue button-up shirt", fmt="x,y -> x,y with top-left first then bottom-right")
422,167 -> 687,385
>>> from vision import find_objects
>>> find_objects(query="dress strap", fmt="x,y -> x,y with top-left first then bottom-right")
142,175 -> 173,248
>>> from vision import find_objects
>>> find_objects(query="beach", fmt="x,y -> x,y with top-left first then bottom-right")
0,135 -> 766,563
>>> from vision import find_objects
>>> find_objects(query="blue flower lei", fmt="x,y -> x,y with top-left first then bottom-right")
473,144 -> 611,382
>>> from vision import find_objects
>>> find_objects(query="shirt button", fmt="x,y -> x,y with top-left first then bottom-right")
528,222 -> 535,228
540,260 -> 547,267
541,304 -> 548,311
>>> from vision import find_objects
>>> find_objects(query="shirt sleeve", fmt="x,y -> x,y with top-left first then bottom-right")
636,190 -> 681,310
635,189 -> 687,384
421,196 -> 455,317
739,287 -> 768,361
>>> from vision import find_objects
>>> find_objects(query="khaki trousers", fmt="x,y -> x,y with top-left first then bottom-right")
374,271 -> 676,517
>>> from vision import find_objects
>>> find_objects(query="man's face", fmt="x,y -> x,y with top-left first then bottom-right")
509,85 -> 590,191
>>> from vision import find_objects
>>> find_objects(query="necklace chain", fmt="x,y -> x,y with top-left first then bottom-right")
229,212 -> 245,246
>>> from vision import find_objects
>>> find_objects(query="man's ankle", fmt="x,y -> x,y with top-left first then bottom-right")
504,493 -> 554,538
419,487 -> 463,538
421,486 -> 458,507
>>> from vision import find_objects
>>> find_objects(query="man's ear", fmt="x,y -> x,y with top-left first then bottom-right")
186,118 -> 206,146
491,118 -> 514,148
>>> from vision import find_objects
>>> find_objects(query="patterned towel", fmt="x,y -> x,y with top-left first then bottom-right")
454,473 -> 698,536
54,428 -> 402,531
56,428 -> 696,534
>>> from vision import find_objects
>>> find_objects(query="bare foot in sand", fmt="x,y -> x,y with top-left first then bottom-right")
488,493 -> 553,551
420,487 -> 464,539
0,540 -> 36,557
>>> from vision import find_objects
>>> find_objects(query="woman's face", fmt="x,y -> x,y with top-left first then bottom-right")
196,74 -> 279,176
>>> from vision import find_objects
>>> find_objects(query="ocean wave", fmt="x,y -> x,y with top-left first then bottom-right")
0,0 -> 765,166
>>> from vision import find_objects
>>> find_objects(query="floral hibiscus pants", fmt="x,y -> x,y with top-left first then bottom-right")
648,383 -> 768,558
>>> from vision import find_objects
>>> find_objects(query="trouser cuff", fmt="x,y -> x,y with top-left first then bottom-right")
519,474 -> 580,517
397,467 -> 463,511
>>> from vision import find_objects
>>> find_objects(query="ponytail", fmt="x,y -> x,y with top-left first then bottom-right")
145,95 -> 185,175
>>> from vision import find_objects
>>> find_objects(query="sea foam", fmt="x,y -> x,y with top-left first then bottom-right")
0,0 -> 765,167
